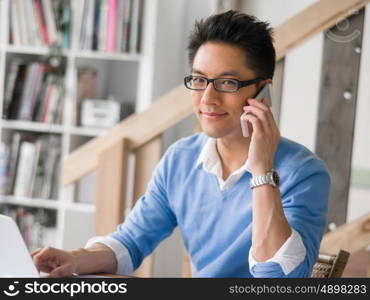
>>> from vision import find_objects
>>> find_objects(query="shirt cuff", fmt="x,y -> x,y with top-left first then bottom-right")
85,236 -> 134,276
248,228 -> 306,275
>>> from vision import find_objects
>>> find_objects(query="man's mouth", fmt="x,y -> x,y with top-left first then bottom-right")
201,111 -> 228,118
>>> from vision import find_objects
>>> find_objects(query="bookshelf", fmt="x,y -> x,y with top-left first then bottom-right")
0,0 -> 177,251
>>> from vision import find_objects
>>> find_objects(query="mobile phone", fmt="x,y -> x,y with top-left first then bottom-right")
240,83 -> 273,137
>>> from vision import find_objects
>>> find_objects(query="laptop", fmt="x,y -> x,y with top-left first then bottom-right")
0,214 -> 114,278
0,214 -> 39,277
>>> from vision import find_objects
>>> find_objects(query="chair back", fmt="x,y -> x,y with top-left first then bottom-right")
311,249 -> 350,278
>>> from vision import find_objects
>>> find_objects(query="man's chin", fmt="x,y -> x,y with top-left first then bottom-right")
201,127 -> 228,139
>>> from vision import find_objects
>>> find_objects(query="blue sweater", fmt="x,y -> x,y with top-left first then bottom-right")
110,133 -> 330,277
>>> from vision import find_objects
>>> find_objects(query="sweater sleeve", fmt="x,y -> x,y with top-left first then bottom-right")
109,147 -> 177,270
250,158 -> 330,277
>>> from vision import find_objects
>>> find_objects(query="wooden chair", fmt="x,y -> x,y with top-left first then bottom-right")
311,249 -> 350,278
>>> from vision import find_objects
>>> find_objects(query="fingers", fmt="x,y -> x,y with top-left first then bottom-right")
243,106 -> 271,133
49,265 -> 74,278
249,98 -> 269,111
243,98 -> 278,134
243,114 -> 263,138
31,248 -> 42,258
32,247 -> 61,274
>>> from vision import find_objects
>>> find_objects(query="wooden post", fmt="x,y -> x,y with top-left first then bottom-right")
315,9 -> 365,231
132,136 -> 162,277
95,138 -> 130,235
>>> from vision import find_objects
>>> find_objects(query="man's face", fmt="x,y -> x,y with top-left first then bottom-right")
191,42 -> 260,139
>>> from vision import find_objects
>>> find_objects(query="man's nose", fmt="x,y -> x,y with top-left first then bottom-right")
200,82 -> 220,104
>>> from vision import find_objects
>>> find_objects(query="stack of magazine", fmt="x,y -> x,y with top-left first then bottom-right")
0,133 -> 61,200
3,59 -> 65,124
9,0 -> 71,48
78,0 -> 144,53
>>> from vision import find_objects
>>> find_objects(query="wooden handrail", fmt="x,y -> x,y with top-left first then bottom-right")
62,0 -> 370,185
274,0 -> 370,60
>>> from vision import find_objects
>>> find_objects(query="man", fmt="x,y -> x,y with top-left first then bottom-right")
33,10 -> 330,278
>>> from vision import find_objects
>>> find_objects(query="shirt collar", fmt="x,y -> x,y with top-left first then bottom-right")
195,137 -> 251,175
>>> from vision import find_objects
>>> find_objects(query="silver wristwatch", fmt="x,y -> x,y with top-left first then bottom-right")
250,168 -> 280,189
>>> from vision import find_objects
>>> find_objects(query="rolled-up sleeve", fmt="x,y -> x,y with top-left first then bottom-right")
249,158 -> 330,277
85,236 -> 134,275
249,228 -> 306,276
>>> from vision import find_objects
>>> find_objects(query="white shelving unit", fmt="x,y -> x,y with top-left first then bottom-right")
0,0 -> 168,251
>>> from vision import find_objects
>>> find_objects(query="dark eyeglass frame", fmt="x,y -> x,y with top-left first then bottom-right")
184,75 -> 266,93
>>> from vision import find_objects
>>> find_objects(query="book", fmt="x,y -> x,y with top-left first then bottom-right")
86,0 -> 96,50
25,0 -> 41,46
19,63 -> 45,121
45,81 -> 63,123
14,0 -> 27,45
129,0 -> 141,53
0,142 -> 10,195
3,59 -> 23,119
92,0 -> 101,50
40,80 -> 55,122
28,64 -> 45,121
42,0 -> 59,45
121,0 -> 131,52
10,0 -> 21,45
5,132 -> 22,195
32,72 -> 49,122
40,136 -> 60,199
79,0 -> 88,49
34,0 -> 50,45
18,63 -> 39,120
115,0 -> 125,52
13,140 -> 38,197
106,0 -> 117,52
61,1 -> 71,48
31,136 -> 48,198
98,0 -> 109,51
6,63 -> 28,120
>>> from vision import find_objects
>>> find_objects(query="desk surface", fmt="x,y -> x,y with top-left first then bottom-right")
78,273 -> 134,278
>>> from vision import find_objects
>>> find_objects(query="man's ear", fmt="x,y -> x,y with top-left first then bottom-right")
257,78 -> 272,90
263,78 -> 273,86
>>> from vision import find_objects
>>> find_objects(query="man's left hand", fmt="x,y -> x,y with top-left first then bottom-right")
243,97 -> 280,176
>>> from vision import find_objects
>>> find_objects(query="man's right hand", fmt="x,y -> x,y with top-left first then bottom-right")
32,243 -> 118,278
32,247 -> 80,277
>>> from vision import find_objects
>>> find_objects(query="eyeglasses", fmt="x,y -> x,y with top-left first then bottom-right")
184,75 -> 265,93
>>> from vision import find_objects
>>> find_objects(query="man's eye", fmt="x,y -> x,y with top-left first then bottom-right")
221,80 -> 237,86
193,77 -> 205,83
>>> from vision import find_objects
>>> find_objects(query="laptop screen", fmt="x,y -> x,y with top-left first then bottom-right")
0,214 -> 39,277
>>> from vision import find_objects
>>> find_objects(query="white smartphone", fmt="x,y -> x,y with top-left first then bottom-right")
240,83 -> 273,137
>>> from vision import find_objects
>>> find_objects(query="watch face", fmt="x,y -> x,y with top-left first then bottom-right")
272,171 -> 280,186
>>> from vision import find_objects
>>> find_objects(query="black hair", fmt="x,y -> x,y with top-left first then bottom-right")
187,10 -> 276,79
